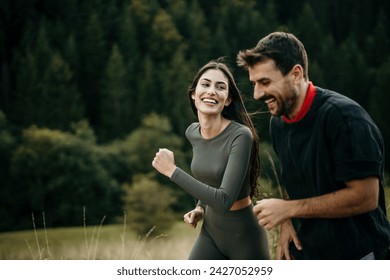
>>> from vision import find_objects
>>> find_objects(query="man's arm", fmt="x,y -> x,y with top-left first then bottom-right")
254,176 -> 379,229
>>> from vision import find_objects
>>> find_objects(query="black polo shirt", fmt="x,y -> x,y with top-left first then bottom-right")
270,86 -> 390,259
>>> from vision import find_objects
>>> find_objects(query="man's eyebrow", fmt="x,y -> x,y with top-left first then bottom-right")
254,77 -> 270,83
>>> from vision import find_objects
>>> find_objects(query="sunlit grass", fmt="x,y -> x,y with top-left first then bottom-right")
0,212 -> 279,260
0,221 -> 199,260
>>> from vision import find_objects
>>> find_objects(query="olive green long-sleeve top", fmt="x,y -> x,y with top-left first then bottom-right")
170,121 -> 253,212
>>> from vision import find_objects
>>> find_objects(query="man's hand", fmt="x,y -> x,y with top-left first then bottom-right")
253,198 -> 292,229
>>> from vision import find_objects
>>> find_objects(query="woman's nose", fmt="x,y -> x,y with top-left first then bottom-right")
206,86 -> 216,95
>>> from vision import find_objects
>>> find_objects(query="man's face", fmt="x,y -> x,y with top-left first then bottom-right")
248,59 -> 298,117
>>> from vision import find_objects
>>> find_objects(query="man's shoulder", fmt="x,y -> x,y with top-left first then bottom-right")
315,87 -> 369,120
316,87 -> 362,111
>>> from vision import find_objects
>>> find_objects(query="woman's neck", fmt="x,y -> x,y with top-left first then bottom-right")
198,114 -> 231,139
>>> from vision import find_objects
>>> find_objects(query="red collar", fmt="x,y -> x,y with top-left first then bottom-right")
283,82 -> 316,123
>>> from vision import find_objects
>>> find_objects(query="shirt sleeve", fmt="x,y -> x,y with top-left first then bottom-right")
170,128 -> 253,212
332,119 -> 384,182
196,200 -> 206,210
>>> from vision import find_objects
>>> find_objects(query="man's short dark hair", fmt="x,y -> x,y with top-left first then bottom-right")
237,31 -> 309,80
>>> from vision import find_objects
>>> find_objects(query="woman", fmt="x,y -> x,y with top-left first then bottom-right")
152,60 -> 270,259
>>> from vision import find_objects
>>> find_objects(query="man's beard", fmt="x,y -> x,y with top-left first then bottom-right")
277,87 -> 298,117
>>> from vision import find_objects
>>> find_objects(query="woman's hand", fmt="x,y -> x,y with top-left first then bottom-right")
276,219 -> 302,260
183,206 -> 204,228
152,148 -> 177,178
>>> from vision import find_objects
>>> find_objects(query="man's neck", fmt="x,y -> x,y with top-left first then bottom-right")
286,81 -> 310,120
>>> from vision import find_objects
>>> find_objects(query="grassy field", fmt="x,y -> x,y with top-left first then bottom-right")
0,218 -> 279,260
0,221 -> 200,260
1,186 -> 388,260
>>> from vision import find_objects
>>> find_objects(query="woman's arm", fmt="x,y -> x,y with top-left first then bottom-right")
152,128 -> 253,211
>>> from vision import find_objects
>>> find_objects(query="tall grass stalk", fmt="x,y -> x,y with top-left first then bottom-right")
25,239 -> 35,260
120,211 -> 127,259
32,213 -> 41,259
130,226 -> 155,259
92,216 -> 106,260
83,206 -> 89,257
83,207 -> 107,260
26,212 -> 51,260
264,151 -> 284,259
42,212 -> 53,259
130,226 -> 167,259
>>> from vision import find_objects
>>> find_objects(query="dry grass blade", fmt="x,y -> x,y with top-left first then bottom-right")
130,226 -> 156,260
120,211 -> 127,259
92,216 -> 106,260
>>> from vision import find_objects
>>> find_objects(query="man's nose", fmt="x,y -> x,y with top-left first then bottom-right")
254,87 -> 265,100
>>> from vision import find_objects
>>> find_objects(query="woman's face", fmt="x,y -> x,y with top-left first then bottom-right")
191,69 -> 231,117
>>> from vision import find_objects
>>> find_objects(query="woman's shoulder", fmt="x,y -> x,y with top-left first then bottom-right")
229,121 -> 251,133
228,121 -> 253,140
185,122 -> 200,139
184,121 -> 252,142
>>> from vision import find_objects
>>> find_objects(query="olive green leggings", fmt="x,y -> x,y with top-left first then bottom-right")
188,204 -> 270,260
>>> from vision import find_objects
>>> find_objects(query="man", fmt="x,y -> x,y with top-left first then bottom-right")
237,31 -> 390,259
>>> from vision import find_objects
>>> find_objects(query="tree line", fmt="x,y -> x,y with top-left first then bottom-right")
0,0 -> 389,232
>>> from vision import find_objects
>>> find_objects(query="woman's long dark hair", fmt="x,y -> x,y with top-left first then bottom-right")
187,59 -> 260,198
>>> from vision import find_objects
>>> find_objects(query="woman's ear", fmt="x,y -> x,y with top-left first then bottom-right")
225,96 -> 232,106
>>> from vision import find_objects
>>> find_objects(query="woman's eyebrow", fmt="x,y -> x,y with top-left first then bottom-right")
200,78 -> 227,85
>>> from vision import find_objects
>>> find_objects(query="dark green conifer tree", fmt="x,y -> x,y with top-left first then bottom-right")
99,44 -> 129,142
80,11 -> 107,128
118,3 -> 140,132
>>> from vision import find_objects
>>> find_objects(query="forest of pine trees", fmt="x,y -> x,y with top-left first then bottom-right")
0,0 -> 389,231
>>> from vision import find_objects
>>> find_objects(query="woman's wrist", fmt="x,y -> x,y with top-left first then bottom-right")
167,166 -> 177,178
195,205 -> 205,214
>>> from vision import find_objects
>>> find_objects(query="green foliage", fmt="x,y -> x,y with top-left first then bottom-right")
370,56 -> 390,169
259,142 -> 282,195
40,52 -> 84,129
134,55 -> 157,119
148,9 -> 183,61
113,113 -> 193,212
0,110 -> 14,152
116,113 -> 184,174
0,111 -> 16,231
4,0 -> 388,154
99,44 -> 130,141
80,10 -> 107,127
124,174 -> 177,236
161,46 -> 195,133
8,126 -> 123,230
10,23 -> 83,130
70,119 -> 97,144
